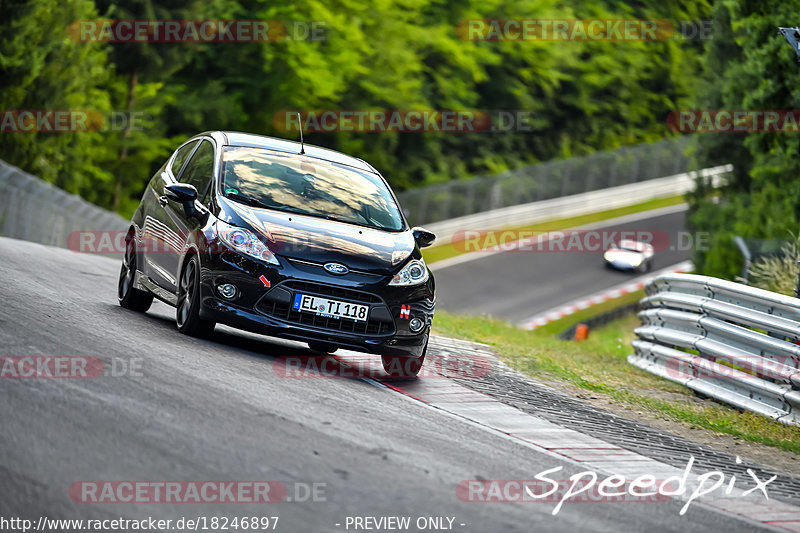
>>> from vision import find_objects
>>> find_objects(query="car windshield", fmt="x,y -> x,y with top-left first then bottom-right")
616,241 -> 649,253
220,146 -> 404,231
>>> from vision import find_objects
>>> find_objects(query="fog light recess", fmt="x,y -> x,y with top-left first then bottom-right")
409,317 -> 425,333
217,283 -> 238,299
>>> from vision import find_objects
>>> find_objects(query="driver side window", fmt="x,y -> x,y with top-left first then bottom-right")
170,140 -> 198,179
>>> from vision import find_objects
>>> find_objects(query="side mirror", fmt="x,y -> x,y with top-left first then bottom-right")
412,226 -> 436,248
165,183 -> 198,203
165,183 -> 207,223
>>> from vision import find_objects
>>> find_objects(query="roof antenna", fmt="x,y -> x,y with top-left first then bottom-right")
297,112 -> 305,154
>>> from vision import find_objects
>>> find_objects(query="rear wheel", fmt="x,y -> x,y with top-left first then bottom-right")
176,255 -> 215,337
118,235 -> 153,312
381,339 -> 427,378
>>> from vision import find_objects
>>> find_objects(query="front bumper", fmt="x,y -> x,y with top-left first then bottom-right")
197,250 -> 435,357
604,258 -> 643,271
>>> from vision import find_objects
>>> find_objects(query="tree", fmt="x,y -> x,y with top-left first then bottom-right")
0,0 -> 115,203
688,0 -> 800,279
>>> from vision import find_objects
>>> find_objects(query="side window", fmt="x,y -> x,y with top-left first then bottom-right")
170,140 -> 198,178
179,140 -> 215,202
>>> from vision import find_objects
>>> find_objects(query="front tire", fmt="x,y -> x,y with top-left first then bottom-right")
176,255 -> 215,337
381,339 -> 427,378
118,235 -> 153,312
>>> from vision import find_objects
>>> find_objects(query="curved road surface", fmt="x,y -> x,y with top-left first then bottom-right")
0,236 -> 776,532
433,207 -> 690,322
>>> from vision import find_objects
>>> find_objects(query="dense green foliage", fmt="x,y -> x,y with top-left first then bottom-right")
1,0 -> 707,217
688,0 -> 800,279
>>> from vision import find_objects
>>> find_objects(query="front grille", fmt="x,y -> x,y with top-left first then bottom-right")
257,281 -> 394,335
283,281 -> 383,304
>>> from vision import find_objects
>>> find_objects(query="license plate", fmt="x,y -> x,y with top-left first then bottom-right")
292,294 -> 369,322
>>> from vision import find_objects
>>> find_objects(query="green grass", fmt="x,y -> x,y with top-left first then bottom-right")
433,311 -> 800,454
423,195 -> 686,265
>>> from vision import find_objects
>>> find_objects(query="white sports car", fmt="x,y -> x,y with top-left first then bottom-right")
603,239 -> 654,272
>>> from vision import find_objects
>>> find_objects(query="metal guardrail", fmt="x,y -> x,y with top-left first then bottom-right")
398,136 -> 698,227
0,159 -> 127,249
628,273 -> 800,426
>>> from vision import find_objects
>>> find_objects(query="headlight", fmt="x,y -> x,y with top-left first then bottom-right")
218,223 -> 279,265
389,258 -> 429,286
603,251 -> 616,261
628,255 -> 643,267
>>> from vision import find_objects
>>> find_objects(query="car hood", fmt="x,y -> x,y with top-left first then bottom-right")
218,199 -> 415,275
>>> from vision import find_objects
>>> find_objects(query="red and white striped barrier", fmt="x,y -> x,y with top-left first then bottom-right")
519,260 -> 693,330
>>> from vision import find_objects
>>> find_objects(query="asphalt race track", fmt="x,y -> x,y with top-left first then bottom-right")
433,207 -> 691,322
0,236 -> 774,532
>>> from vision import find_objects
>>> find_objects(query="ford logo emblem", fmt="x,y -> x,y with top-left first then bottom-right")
323,262 -> 349,275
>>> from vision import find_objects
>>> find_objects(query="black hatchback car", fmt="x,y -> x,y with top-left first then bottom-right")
118,131 -> 436,376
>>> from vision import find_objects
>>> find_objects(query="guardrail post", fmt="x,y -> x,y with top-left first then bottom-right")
489,180 -> 503,210
795,259 -> 800,298
734,236 -> 752,282
560,162 -> 571,196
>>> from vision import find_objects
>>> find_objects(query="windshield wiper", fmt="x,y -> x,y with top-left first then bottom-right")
226,192 -> 270,210
324,214 -> 351,224
323,213 -> 390,230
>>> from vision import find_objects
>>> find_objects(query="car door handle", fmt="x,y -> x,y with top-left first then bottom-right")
158,195 -> 168,207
